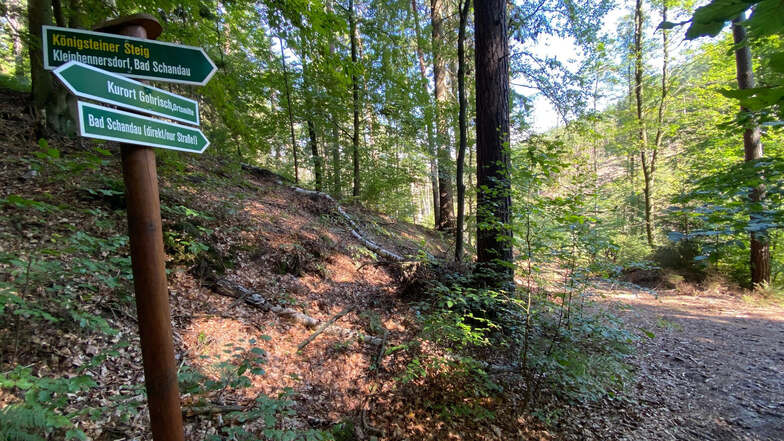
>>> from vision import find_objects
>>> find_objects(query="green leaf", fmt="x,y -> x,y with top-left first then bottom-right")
685,0 -> 755,39
66,429 -> 88,440
768,51 -> 784,74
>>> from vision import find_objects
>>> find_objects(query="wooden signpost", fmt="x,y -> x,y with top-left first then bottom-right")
46,14 -> 214,441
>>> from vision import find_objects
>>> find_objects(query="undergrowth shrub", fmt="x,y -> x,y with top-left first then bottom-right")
401,255 -> 636,427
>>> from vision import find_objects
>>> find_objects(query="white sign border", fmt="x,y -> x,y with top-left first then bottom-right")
43,25 -> 217,86
77,101 -> 209,154
56,61 -> 200,126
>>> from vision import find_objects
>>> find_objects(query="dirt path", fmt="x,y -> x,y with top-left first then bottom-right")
591,281 -> 784,441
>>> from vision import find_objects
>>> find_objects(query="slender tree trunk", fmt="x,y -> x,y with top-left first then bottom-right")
350,0 -> 361,198
278,35 -> 299,184
307,120 -> 323,190
653,5 -> 668,155
50,0 -> 65,26
6,0 -> 26,80
455,0 -> 470,262
431,0 -> 455,232
467,134 -> 474,250
301,45 -> 324,191
327,0 -> 342,198
633,0 -> 654,247
474,0 -> 512,283
67,0 -> 82,27
732,14 -> 771,286
410,0 -> 441,227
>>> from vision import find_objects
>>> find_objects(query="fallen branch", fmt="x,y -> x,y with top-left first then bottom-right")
374,329 -> 389,370
293,188 -> 405,261
213,279 -> 383,345
441,353 -> 521,375
242,164 -> 432,263
183,404 -> 244,418
298,306 -> 353,351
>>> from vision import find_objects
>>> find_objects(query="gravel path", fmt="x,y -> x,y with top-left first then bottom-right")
593,281 -> 784,441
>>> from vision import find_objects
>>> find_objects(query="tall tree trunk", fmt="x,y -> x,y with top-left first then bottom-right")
6,0 -> 27,80
410,0 -> 440,227
474,0 -> 512,283
327,0 -> 342,198
278,35 -> 299,184
307,120 -> 323,191
331,123 -> 341,197
28,0 -> 68,135
51,0 -> 64,26
431,0 -> 455,232
301,45 -> 323,191
455,0 -> 470,262
67,0 -> 82,27
732,14 -> 771,286
633,0 -> 654,247
350,0 -> 361,198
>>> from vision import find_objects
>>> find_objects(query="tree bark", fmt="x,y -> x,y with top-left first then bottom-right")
327,0 -> 342,198
67,0 -> 82,27
278,35 -> 299,184
455,0 -> 470,262
431,0 -> 455,232
301,44 -> 324,191
410,0 -> 441,227
633,0 -> 654,247
350,0 -> 361,198
51,0 -> 64,26
474,0 -> 512,283
28,0 -> 73,135
28,0 -> 52,107
732,14 -> 771,286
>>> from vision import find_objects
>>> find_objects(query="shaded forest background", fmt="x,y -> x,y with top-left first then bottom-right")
2,0 -> 782,287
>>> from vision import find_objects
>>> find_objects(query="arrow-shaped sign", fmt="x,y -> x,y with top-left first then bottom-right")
43,25 -> 217,86
78,101 -> 209,153
55,61 -> 199,125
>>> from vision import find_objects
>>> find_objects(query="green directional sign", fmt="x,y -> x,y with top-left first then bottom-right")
55,61 -> 199,125
43,25 -> 217,85
78,101 -> 209,153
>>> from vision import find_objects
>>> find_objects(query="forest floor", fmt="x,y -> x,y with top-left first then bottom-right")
582,278 -> 784,441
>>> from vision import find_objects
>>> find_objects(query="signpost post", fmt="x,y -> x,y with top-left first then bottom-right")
111,18 -> 185,441
47,14 -> 216,441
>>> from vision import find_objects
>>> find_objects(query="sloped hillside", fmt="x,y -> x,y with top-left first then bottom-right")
0,88 -> 559,441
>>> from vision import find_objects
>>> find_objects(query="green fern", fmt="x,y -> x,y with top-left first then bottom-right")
0,368 -> 92,441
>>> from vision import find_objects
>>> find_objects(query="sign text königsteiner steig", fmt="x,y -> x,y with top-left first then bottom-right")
43,25 -> 217,85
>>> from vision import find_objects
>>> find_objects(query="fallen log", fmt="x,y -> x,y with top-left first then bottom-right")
293,188 -> 405,261
183,404 -> 244,418
214,279 -> 318,328
242,164 -> 433,263
213,279 -> 382,345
